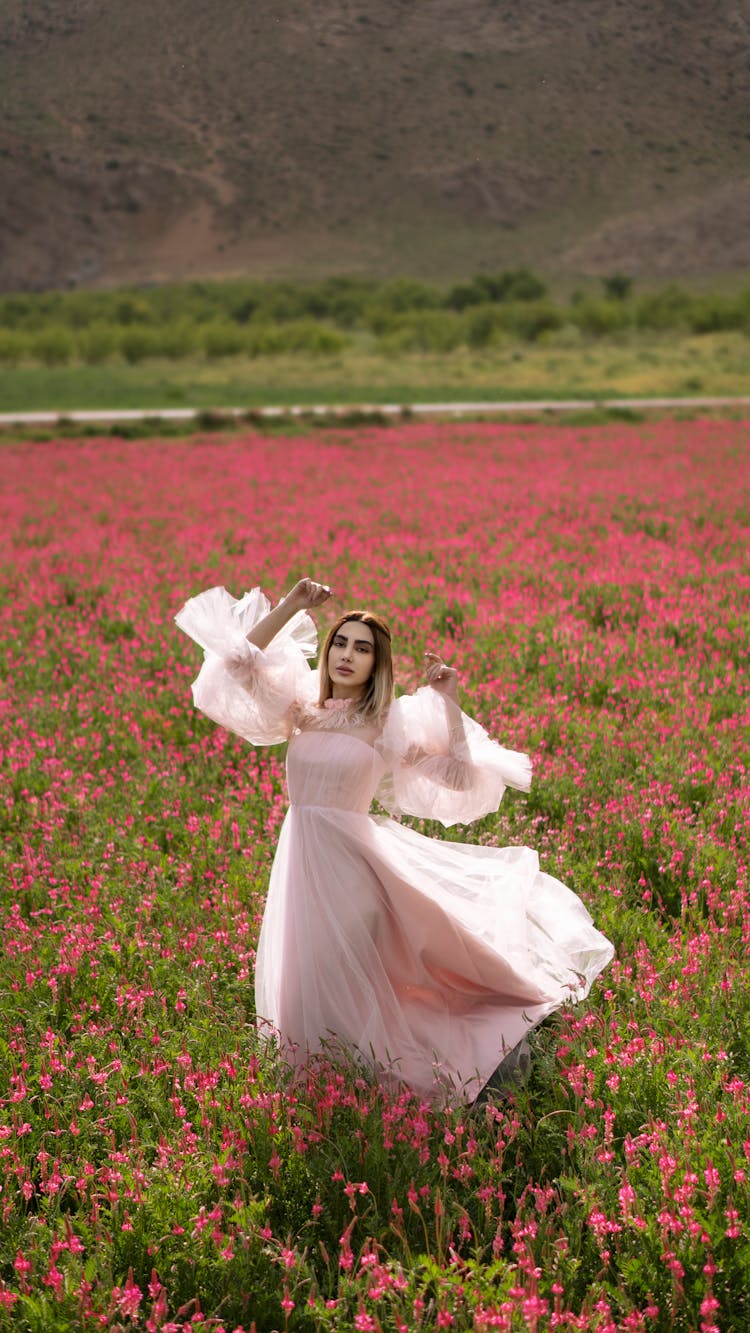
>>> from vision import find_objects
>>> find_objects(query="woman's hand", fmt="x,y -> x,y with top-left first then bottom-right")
425,651 -> 459,701
245,578 -> 332,650
288,578 -> 333,610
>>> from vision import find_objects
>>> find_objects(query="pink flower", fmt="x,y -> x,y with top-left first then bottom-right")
354,1313 -> 377,1332
114,1269 -> 142,1319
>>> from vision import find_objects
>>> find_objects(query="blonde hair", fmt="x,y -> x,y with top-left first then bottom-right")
319,610 -> 393,722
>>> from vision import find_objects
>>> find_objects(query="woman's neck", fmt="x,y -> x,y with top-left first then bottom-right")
330,686 -> 365,703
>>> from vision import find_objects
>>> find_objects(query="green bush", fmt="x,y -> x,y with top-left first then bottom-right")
118,327 -> 161,363
114,294 -> 153,326
445,269 -> 547,310
274,319 -> 348,355
466,304 -> 500,348
498,300 -> 563,342
635,284 -> 693,331
572,298 -> 632,337
77,321 -> 118,364
246,323 -> 285,356
537,322 -> 584,348
485,267 -> 547,302
445,280 -> 488,311
0,329 -> 30,363
60,290 -> 110,330
31,325 -> 74,365
252,282 -> 312,324
687,294 -> 749,335
365,279 -> 441,333
0,295 -> 37,330
602,273 -> 634,301
314,276 -> 379,327
377,310 -> 465,354
244,320 -> 347,357
229,289 -> 262,324
201,322 -> 246,358
156,319 -> 198,358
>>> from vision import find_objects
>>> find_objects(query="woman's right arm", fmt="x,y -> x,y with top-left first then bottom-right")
246,578 -> 332,649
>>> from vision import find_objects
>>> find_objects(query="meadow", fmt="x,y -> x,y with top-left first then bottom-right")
0,416 -> 748,1331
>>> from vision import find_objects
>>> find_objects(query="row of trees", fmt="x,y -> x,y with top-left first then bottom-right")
0,273 -> 748,365
1,269 -> 547,331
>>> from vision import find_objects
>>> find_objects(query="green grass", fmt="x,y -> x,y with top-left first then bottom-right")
1,332 -> 748,413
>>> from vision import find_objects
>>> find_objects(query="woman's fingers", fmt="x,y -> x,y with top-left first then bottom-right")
424,651 -> 456,683
310,582 -> 332,605
292,578 -> 333,607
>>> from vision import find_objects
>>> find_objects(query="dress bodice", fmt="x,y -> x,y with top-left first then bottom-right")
286,730 -> 386,814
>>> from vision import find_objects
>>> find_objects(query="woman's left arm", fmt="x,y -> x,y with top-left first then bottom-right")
424,651 -> 467,749
376,658 -> 531,825
400,653 -> 472,790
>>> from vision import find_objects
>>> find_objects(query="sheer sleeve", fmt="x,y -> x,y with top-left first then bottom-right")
374,686 -> 531,827
175,586 -> 319,745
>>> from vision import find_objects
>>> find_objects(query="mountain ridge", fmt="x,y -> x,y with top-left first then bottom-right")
1,0 -> 748,290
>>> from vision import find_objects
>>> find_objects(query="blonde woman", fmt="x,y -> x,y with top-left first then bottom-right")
176,577 -> 613,1103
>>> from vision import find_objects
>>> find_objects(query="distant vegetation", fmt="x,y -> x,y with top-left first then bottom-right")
0,271 -> 748,367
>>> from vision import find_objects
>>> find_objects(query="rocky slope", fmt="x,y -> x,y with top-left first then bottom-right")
1,0 -> 748,289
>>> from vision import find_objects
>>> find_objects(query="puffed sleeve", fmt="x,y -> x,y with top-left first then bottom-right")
374,686 -> 531,827
175,586 -> 319,745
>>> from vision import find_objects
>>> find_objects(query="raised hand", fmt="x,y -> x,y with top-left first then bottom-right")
424,651 -> 459,701
288,578 -> 333,610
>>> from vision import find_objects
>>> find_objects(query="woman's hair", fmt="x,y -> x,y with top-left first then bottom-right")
318,610 -> 394,721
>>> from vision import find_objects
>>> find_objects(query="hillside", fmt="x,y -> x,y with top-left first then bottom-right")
1,0 -> 748,290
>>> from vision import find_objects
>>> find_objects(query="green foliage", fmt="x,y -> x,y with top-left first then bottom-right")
0,274 -> 747,374
376,310 -> 466,353
76,321 -> 117,364
445,279 -> 488,311
687,292 -> 750,334
488,266 -> 547,302
446,268 -> 548,310
201,320 -> 247,358
157,318 -> 198,359
274,320 -> 348,356
0,329 -> 29,362
118,326 -> 162,363
602,272 -> 634,301
499,300 -> 564,341
365,280 -> 441,335
466,304 -> 500,348
636,284 -> 693,331
31,326 -> 74,366
572,297 -> 632,336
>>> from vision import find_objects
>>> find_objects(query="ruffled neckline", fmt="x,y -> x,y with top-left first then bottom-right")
294,698 -> 371,732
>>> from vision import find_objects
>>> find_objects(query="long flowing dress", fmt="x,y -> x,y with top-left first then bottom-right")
176,587 -> 614,1103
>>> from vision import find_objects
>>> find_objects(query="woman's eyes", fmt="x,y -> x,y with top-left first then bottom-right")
333,638 -> 372,652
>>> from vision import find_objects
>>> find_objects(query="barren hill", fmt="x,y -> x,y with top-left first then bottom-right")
1,0 -> 748,290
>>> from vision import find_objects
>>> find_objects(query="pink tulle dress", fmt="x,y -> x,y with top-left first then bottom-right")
176,587 -> 614,1103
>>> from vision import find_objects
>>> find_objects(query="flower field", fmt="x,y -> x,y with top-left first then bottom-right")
1,417 -> 748,1331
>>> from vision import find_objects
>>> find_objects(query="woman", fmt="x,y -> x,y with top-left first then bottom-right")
176,577 -> 613,1103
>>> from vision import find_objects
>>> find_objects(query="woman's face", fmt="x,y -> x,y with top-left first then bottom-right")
327,620 -> 375,698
